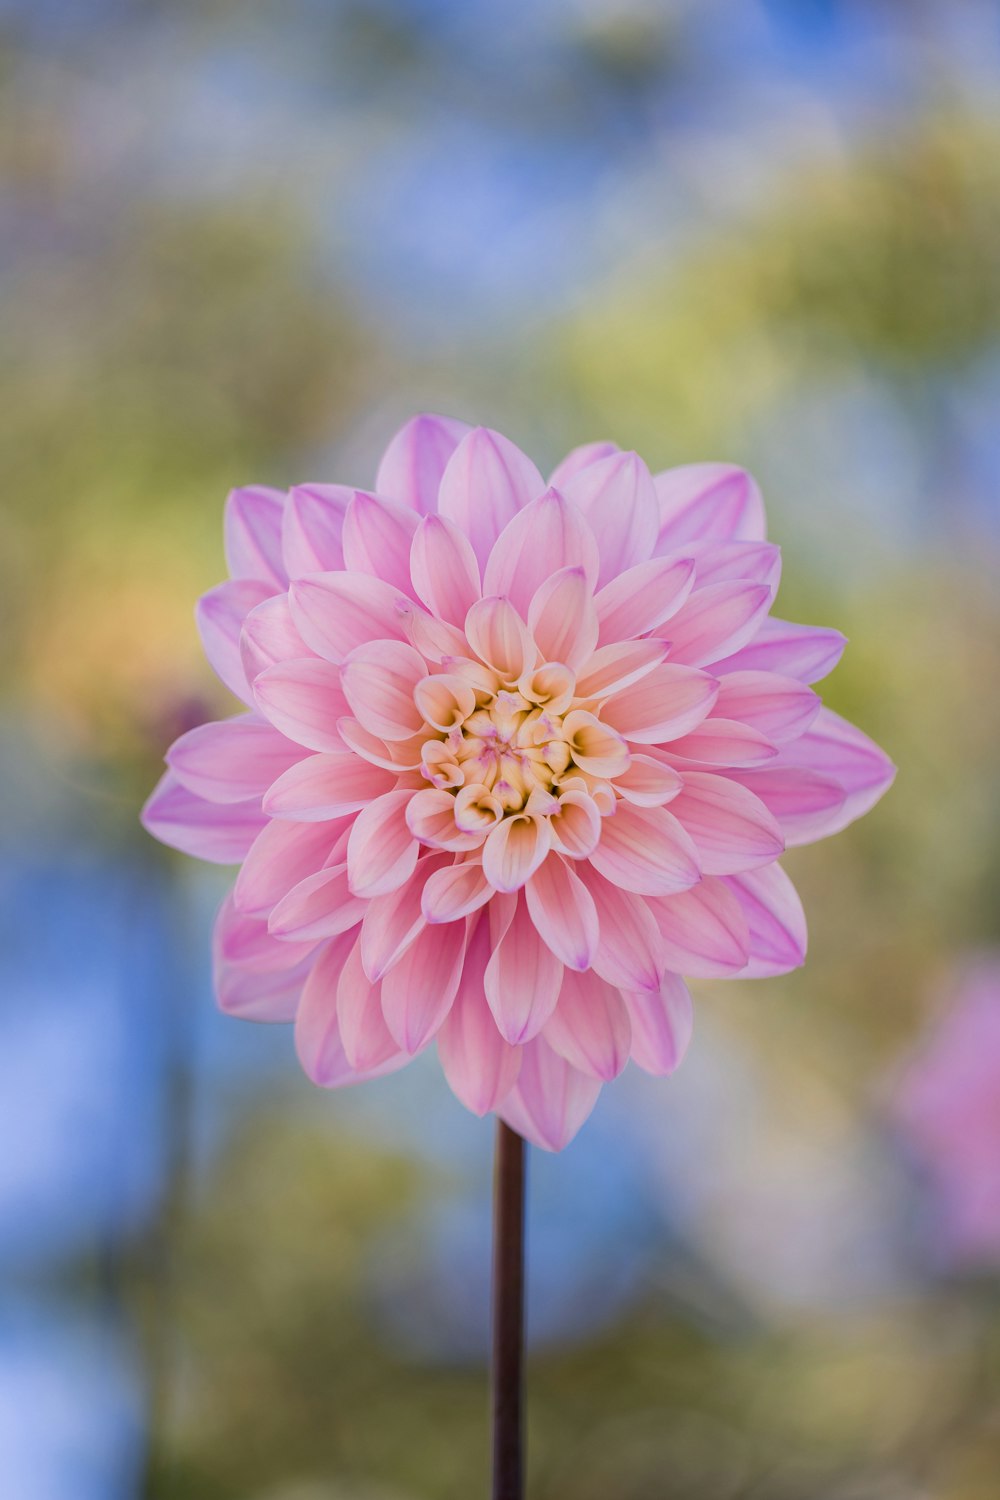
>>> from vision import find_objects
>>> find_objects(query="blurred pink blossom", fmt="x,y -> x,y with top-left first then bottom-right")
142,415 -> 894,1150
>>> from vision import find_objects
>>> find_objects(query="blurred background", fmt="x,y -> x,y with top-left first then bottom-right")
2,1 -> 1000,1496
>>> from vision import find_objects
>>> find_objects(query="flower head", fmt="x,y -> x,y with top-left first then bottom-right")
143,416 -> 895,1150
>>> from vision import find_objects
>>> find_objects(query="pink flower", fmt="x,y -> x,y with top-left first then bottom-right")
142,416 -> 894,1150
892,958 -> 1000,1266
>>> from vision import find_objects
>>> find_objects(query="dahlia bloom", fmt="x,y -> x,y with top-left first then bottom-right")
142,416 -> 894,1150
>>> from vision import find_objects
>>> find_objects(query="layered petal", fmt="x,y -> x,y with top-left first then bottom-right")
654,463 -> 766,545
777,708 -> 896,830
336,934 -> 401,1071
482,812 -> 552,892
498,1037 -> 602,1152
599,664 -> 718,744
725,766 -> 848,846
623,974 -> 693,1075
360,853 -> 451,980
593,555 -> 695,644
289,571 -> 416,662
224,485 -> 287,588
263,751 -> 396,820
438,426 -> 544,565
588,803 -> 701,897
347,789 -> 419,898
141,772 -> 265,864
544,969 -> 630,1080
528,567 -> 598,671
268,864 -> 366,942
713,616 -> 847,684
240,593 -> 315,683
484,895 -> 563,1044
281,483 -> 351,577
548,439 -> 619,488
375,412 -> 471,513
410,514 -> 481,626
421,860 -> 493,923
725,863 -> 808,977
253,658 -> 351,752
296,933 -> 408,1087
340,639 -> 427,741
342,491 -> 419,596
437,917 -> 521,1115
483,487 -> 599,608
196,579 -> 275,704
235,816 -> 348,916
663,582 -> 773,669
525,855 -> 599,971
576,866 -> 664,993
712,671 -> 820,743
647,877 -> 750,978
667,772 -> 784,874
380,919 -> 468,1053
167,714 -> 308,803
561,450 -> 659,586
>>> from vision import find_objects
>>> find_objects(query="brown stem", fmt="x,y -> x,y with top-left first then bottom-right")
491,1120 -> 526,1500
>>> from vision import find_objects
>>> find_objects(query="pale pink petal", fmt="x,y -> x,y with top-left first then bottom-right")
725,863 -> 808,977
548,439 -> 620,488
342,490 -> 419,596
575,640 -> 668,701
498,1037 -> 602,1152
576,867 -> 664,993
405,609 -> 470,662
374,412 -> 472,514
484,894 -> 563,1043
527,567 -> 598,671
214,890 -> 318,974
525,855 -> 598,971
360,852 -> 451,980
167,714 -> 308,803
438,426 -> 545,566
589,802 -> 701,897
623,974 -> 693,1075
289,571 -> 416,662
683,539 -> 781,589
465,596 -> 536,681
713,616 -> 847,684
668,771 -> 784,874
560,711 -> 630,778
406,788 -> 484,851
482,813 -> 552,892
380,920 -> 468,1053
347,789 -> 420,898
339,639 -> 427,741
253,658 -> 350,752
483,488 -> 600,610
437,917 -> 521,1115
296,933 -> 408,1087
724,767 -> 848,846
613,755 -> 683,807
548,791 -> 601,860
336,933 -> 403,1071
240,593 -> 315,683
422,860 -> 493,923
414,673 -> 478,732
268,864 -> 366,942
141,771 -> 265,864
337,718 -> 424,772
713,670 -> 820,743
663,719 -> 778,767
599,664 -> 718,744
560,450 -> 659,586
224,485 -> 287,588
593,556 -> 696,644
215,957 -> 310,1023
410,514 -> 481,625
544,969 -> 630,1080
196,579 -> 275,704
653,463 -> 766,546
234,817 -> 348,915
647,877 -> 750,978
281,484 -> 352,577
777,708 -> 896,830
263,751 -> 396,820
664,582 -> 773,668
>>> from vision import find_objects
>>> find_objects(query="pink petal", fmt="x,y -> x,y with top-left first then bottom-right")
253,658 -> 350,752
482,813 -> 552,893
336,933 -> 403,1071
576,866 -> 664,992
289,571 -> 416,662
525,855 -> 599,971
684,539 -> 782,589
141,771 -> 265,864
438,426 -> 544,566
224,485 -> 287,588
263,751 -> 396,820
725,863 -> 808,977
498,1037 -> 602,1152
337,718 -> 424,772
647,877 -> 750,978
527,567 -> 598,671
374,412 -> 472,514
664,582 -> 773,668
589,802 -> 701,897
713,670 -> 820,743
778,708 -> 896,830
544,969 -> 631,1080
410,514 -> 481,625
725,767 -> 848,847
560,711 -> 630,779
296,933 -> 408,1087
339,639 -> 427,741
406,789 -> 483,851
623,973 -> 693,1075
422,860 -> 493,923
360,853 -> 451,980
483,488 -> 600,609
484,894 -> 563,1043
653,463 -> 766,546
342,490 -> 420,597
347,789 -> 419,898
548,439 -> 620,488
613,755 -> 683,807
235,817 -> 348,915
713,616 -> 847,684
667,771 -> 784,874
240,593 -> 316,683
593,555 -> 696,644
215,957 -> 309,1023
268,864 -> 366,942
380,919 -> 468,1053
599,664 -> 718,744
281,484 -> 351,577
465,596 -> 536,681
548,791 -> 602,860
196,579 -> 275,704
214,890 -> 318,974
560,450 -> 659,586
575,640 -> 668,701
663,719 -> 778,767
167,713 -> 308,803
437,917 -> 521,1116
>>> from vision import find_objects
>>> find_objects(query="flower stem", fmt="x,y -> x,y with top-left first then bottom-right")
492,1119 -> 526,1500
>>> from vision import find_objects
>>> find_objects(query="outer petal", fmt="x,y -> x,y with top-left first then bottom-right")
683,539 -> 781,589
421,860 -> 493,924
623,973 -> 693,1075
410,514 -> 481,626
240,593 -> 315,683
234,817 -> 349,915
224,485 -> 287,588
340,639 -> 427,741
360,853 -> 451,980
263,752 -> 396,820
253,658 -> 351,752
525,855 -> 599,971
483,488 -> 600,609
281,483 -> 351,577
561,450 -> 659,587
663,582 -> 773,669
527,567 -> 598,672
599,664 -> 718,744
653,463 -> 766,545
548,440 -> 620,488
296,933 -> 407,1087
647,877 -> 750,978
482,813 -> 552,893
438,426 -> 545,566
167,714 -> 308,803
268,864 -> 367,942
662,719 -> 778,768
498,1037 -> 602,1152
613,755 -> 683,807
544,969 -> 631,1080
347,790 -> 420,898
214,890 -> 316,976
593,555 -> 696,645
576,866 -> 664,993
484,894 -> 563,1044
575,640 -> 668,702
725,767 -> 848,847
336,934 -> 401,1071
588,803 -> 701,897
196,579 -> 275,705
342,490 -> 419,597
141,771 -> 265,864
215,956 -> 310,1023
667,772 -> 784,875
380,920 -> 468,1053
725,863 -> 808,977
712,671 -> 820,743
437,917 -> 521,1116
375,413 -> 472,514
713,616 -> 847,684
777,708 -> 896,830
289,572 -> 416,663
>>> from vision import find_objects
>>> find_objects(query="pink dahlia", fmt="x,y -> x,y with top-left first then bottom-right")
142,415 -> 895,1151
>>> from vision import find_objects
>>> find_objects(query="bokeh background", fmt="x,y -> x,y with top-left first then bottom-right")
3,1 -> 1000,1497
